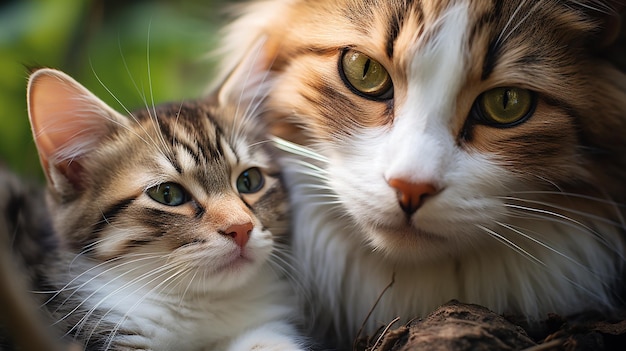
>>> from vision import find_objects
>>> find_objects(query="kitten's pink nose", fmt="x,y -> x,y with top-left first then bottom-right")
221,222 -> 253,248
388,178 -> 438,215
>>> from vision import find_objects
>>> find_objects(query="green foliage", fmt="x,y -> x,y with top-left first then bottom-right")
0,0 -> 227,179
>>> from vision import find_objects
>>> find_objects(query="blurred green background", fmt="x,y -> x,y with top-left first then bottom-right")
0,0 -> 235,180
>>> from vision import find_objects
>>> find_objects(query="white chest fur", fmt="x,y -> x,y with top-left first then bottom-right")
284,155 -> 624,345
53,260 -> 300,350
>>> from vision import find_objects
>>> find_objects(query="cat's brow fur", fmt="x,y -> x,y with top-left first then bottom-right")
218,0 -> 626,348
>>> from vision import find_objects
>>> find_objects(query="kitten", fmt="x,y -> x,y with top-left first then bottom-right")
217,0 -> 626,347
1,62 -> 306,350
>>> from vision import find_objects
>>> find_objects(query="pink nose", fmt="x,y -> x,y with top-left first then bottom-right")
221,222 -> 253,248
388,178 -> 438,215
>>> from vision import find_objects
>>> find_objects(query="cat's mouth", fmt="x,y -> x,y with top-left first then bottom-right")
215,249 -> 256,272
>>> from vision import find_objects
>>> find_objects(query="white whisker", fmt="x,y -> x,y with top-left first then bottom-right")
497,0 -> 544,48
271,137 -> 329,164
508,191 -> 626,208
69,260 -> 184,341
230,37 -> 268,143
503,203 -> 619,252
88,65 -> 157,152
295,183 -> 339,194
116,39 -> 149,130
500,196 -> 625,228
117,34 -> 174,159
476,224 -> 544,266
495,221 -> 602,276
100,263 -> 192,349
481,223 -> 611,300
568,0 -> 614,13
178,262 -> 200,307
51,255 -> 163,326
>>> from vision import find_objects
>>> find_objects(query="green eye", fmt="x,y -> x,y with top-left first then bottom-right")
147,182 -> 188,206
340,49 -> 393,100
475,87 -> 536,126
236,168 -> 265,194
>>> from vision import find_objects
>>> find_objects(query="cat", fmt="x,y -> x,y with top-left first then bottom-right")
215,0 -> 626,348
0,61 -> 307,350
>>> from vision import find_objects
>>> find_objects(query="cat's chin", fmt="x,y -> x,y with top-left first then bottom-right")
360,222 -> 468,263
164,245 -> 269,293
183,257 -> 265,294
214,252 -> 257,274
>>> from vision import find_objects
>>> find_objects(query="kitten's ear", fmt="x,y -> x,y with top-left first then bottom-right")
216,36 -> 277,107
27,68 -> 129,194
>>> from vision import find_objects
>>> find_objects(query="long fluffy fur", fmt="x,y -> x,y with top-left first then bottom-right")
218,0 -> 626,347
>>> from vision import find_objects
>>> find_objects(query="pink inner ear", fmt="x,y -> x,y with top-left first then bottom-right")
29,73 -> 85,168
27,69 -> 126,189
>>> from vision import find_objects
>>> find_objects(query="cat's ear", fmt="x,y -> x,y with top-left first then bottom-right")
27,68 -> 130,194
216,36 -> 277,107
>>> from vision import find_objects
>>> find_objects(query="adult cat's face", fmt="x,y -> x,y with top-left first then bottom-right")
226,0 -> 626,261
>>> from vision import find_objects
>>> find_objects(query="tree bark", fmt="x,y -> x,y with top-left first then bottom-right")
355,300 -> 626,351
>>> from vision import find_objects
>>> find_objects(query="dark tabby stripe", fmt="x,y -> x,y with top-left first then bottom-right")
481,38 -> 501,81
385,7 -> 407,58
93,197 -> 135,233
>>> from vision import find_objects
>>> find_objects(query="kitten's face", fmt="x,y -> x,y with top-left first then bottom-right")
230,0 -> 626,261
89,102 -> 284,292
28,69 -> 286,293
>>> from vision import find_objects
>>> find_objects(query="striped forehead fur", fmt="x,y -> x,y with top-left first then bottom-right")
134,102 -> 232,166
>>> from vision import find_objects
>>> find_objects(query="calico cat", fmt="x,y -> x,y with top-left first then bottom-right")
0,63 -> 306,350
216,0 -> 626,347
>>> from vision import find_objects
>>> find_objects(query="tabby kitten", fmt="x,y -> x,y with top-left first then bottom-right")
3,64 -> 306,350
217,0 -> 626,347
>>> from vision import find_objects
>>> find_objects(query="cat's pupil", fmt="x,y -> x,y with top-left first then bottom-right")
502,89 -> 510,110
474,87 -> 536,127
236,168 -> 265,194
340,49 -> 393,100
163,185 -> 173,203
147,182 -> 187,206
362,59 -> 371,79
